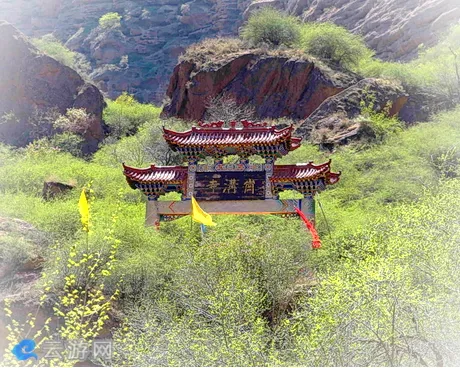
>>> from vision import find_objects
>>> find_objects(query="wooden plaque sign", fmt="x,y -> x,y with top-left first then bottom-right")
194,171 -> 266,201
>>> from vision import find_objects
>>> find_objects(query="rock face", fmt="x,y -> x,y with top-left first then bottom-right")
162,52 -> 359,121
284,0 -> 460,61
296,78 -> 409,141
0,0 -> 458,104
297,78 -> 408,133
0,21 -> 105,153
0,0 -> 458,103
0,0 -> 252,103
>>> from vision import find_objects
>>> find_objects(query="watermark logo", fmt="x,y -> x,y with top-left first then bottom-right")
11,338 -> 113,362
11,339 -> 38,361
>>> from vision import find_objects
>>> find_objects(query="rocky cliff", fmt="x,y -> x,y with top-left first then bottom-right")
161,46 -> 418,126
162,43 -> 452,144
0,0 -> 251,103
0,21 -> 105,153
0,0 -> 457,104
285,0 -> 460,61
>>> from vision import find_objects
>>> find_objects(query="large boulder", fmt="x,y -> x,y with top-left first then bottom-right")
0,21 -> 105,153
162,50 -> 359,121
296,78 -> 409,139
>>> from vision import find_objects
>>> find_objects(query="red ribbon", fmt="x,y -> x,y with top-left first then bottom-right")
295,207 -> 321,249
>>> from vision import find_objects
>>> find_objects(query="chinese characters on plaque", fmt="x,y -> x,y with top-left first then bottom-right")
194,171 -> 266,200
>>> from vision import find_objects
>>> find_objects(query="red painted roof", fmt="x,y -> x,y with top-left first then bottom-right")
163,121 -> 302,150
123,164 -> 188,183
272,161 -> 341,183
123,161 -> 340,187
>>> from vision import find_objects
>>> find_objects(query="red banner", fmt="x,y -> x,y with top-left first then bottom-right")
295,207 -> 321,249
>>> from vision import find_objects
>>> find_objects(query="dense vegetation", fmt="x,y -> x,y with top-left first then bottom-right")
1,98 -> 460,365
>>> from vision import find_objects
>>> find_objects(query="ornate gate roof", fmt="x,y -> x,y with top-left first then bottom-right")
163,120 -> 302,160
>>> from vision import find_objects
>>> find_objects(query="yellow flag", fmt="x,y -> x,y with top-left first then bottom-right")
78,189 -> 90,232
191,197 -> 216,226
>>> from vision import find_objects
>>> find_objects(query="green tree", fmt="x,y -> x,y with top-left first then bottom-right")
103,93 -> 162,138
48,133 -> 85,157
241,8 -> 301,47
99,12 -> 122,29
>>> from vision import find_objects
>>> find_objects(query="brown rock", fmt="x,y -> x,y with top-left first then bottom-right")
297,78 -> 409,137
309,115 -> 376,150
0,21 -> 105,153
162,52 -> 358,121
243,0 -> 284,19
42,181 -> 75,200
399,86 -> 455,124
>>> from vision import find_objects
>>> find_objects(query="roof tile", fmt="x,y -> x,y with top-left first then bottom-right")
123,164 -> 188,183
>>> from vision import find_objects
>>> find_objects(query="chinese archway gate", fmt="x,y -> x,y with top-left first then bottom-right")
122,120 -> 340,227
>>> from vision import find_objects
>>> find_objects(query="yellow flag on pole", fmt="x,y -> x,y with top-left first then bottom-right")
78,189 -> 90,232
191,196 -> 216,226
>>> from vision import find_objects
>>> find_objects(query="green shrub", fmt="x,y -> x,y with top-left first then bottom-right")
241,8 -> 301,47
48,133 -> 85,157
285,179 -> 460,366
93,117 -> 185,168
53,108 -> 94,135
103,93 -> 162,138
99,12 -> 122,29
357,95 -> 403,143
1,196 -> 121,367
414,24 -> 460,98
113,215 -> 309,366
430,146 -> 460,178
300,22 -> 373,70
0,112 -> 22,146
32,34 -> 91,78
359,24 -> 460,96
0,235 -> 39,276
358,59 -> 423,87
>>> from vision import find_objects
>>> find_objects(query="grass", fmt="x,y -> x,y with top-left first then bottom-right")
180,37 -> 310,71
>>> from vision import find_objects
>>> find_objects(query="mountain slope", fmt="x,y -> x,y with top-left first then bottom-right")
0,0 -> 458,103
286,0 -> 460,61
0,21 -> 105,153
